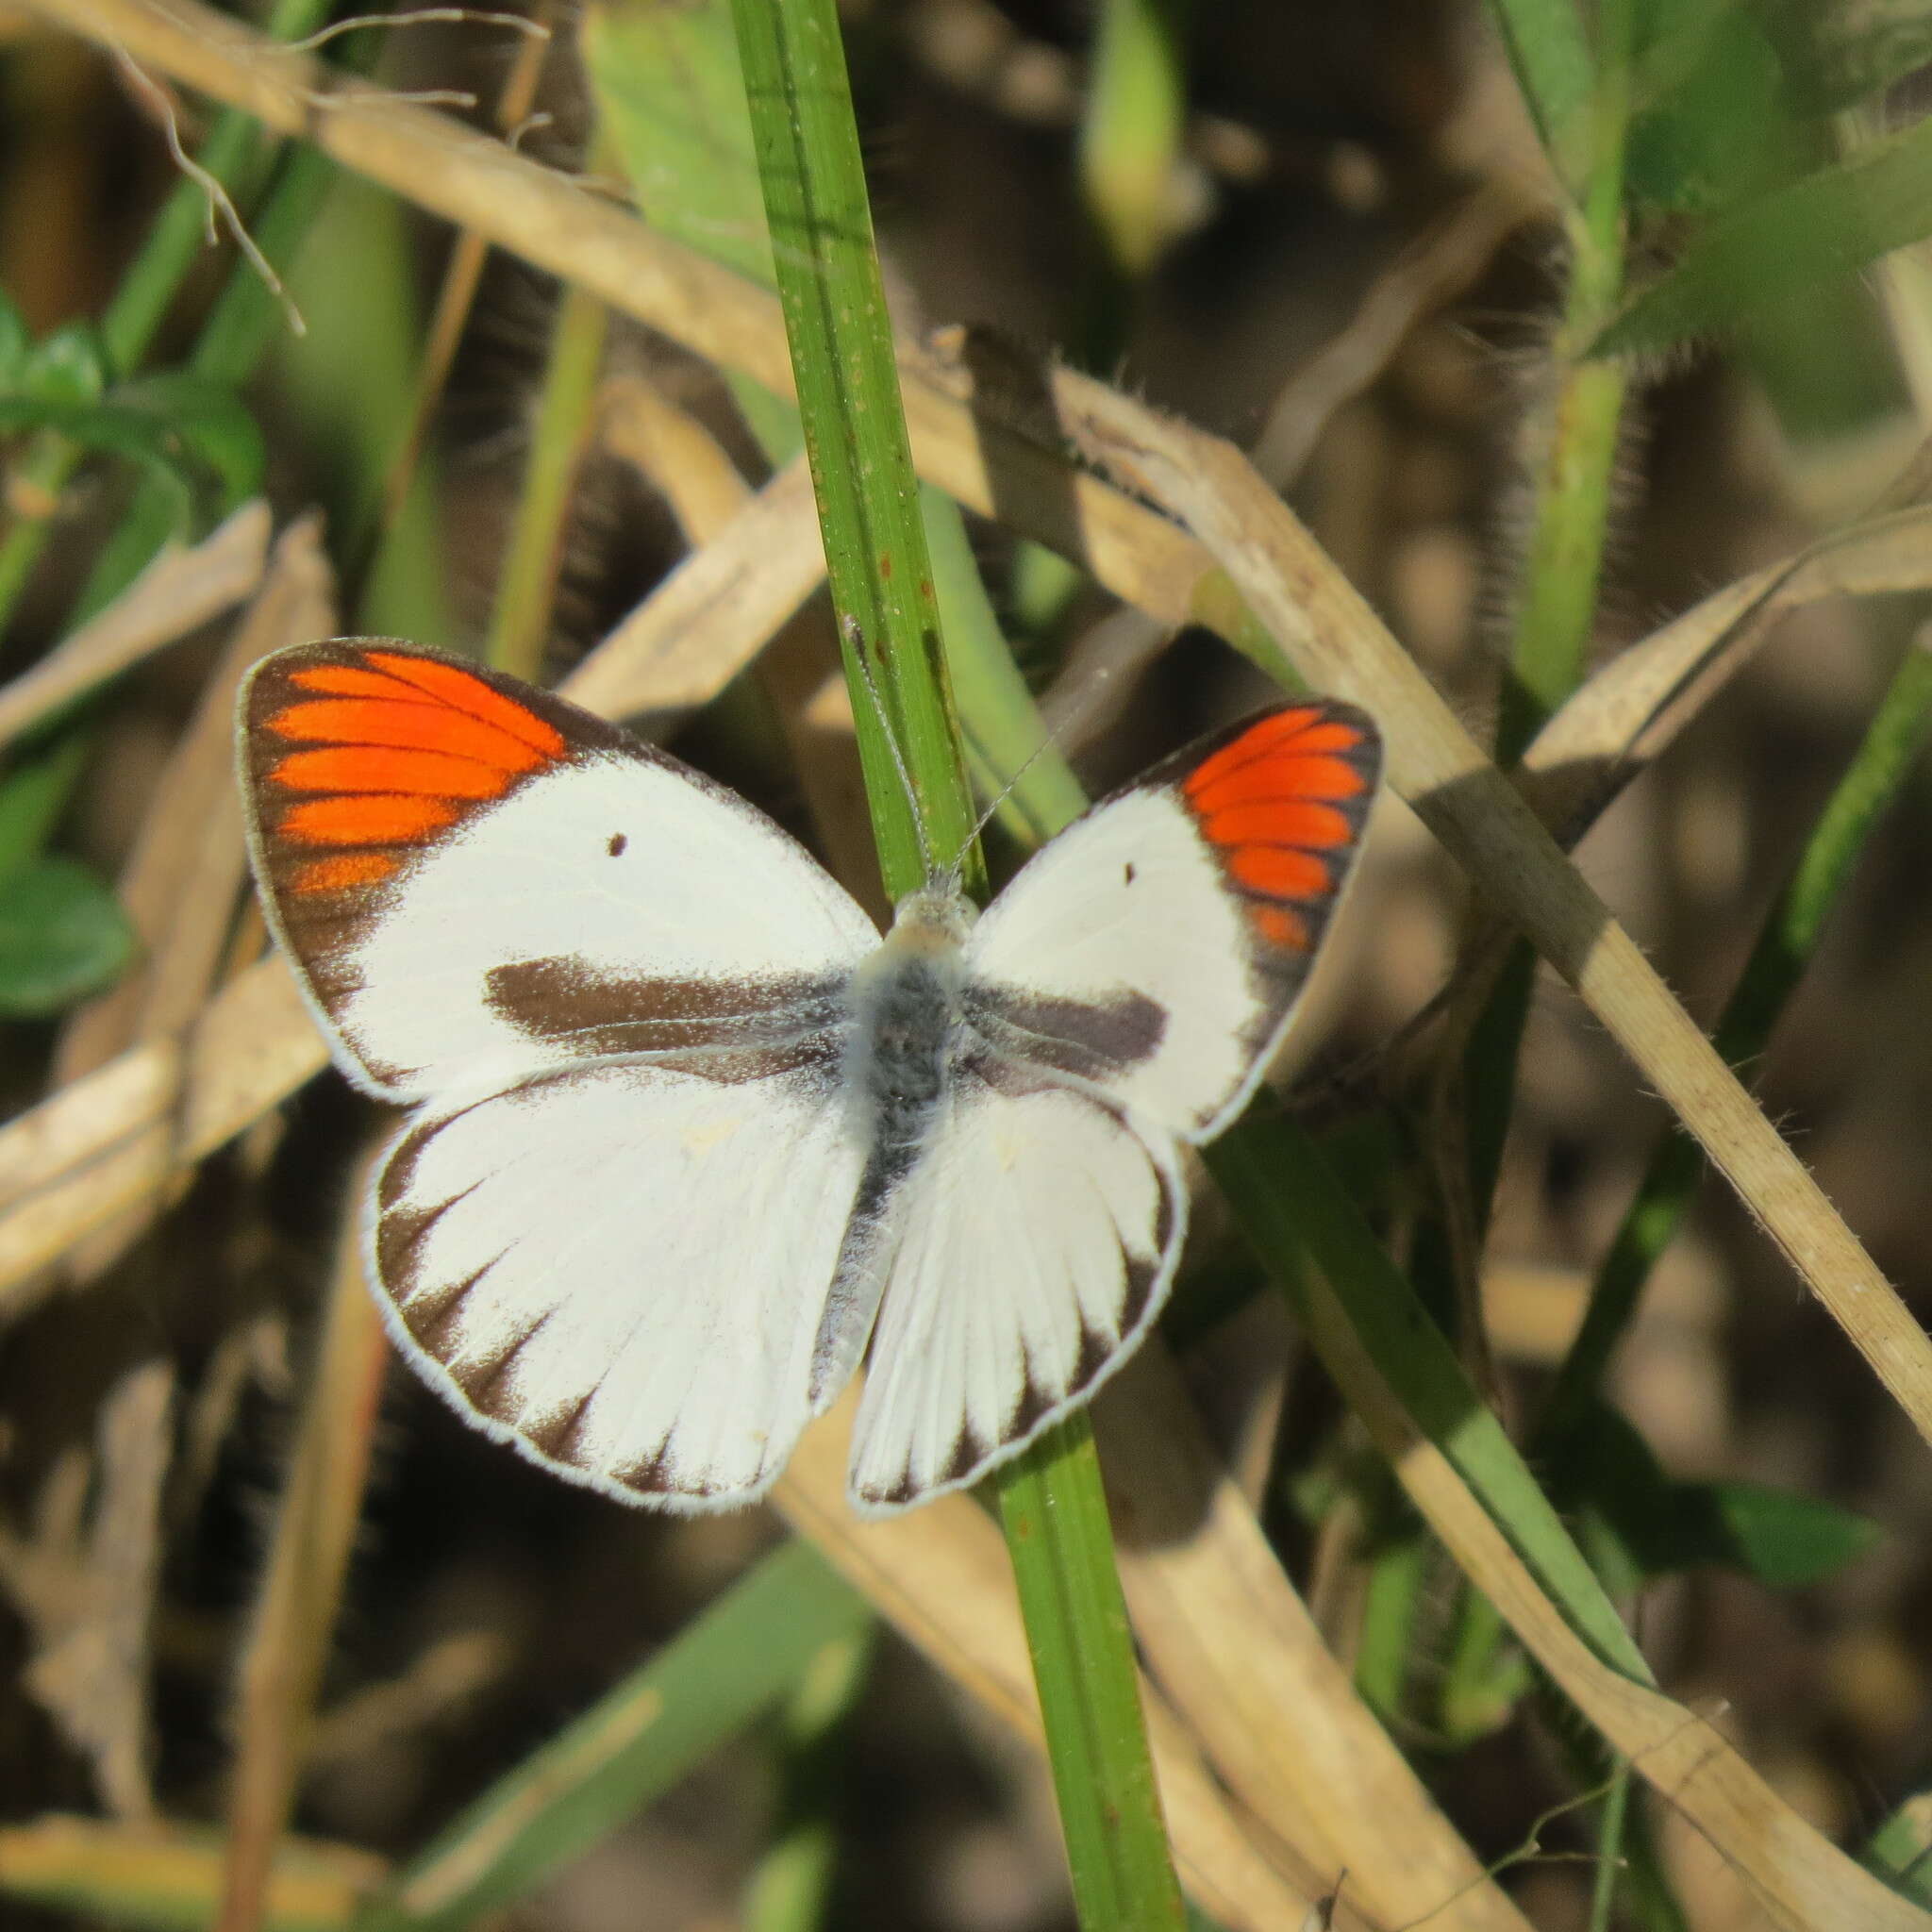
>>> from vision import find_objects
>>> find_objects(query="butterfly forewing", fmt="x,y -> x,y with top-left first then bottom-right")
239,640 -> 878,1100
961,702 -> 1380,1142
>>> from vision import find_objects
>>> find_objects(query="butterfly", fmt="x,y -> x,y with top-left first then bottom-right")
237,641 -> 1380,1515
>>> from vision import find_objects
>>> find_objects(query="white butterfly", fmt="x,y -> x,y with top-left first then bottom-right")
237,641 -> 1380,1515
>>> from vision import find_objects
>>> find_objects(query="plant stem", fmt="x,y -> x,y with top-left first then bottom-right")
725,2 -> 1185,1921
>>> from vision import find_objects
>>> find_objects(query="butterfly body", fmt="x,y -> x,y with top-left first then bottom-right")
238,641 -> 1380,1515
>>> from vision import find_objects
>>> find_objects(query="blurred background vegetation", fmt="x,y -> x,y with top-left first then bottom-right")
3,0 -> 1932,1927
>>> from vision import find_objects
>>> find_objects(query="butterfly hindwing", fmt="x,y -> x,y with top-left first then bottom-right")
846,1066 -> 1185,1513
239,640 -> 879,1099
375,1054 -> 868,1509
962,702 -> 1380,1141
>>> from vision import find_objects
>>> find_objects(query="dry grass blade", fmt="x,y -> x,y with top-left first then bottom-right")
1521,502 -> 1932,832
0,1359 -> 174,1819
15,0 -> 1212,628
559,451 -> 824,719
1060,382 -> 1932,1456
0,957 -> 324,1314
773,1401 -> 1325,1932
218,1166 -> 388,1932
1094,1348 -> 1532,1932
0,500 -> 269,747
49,514 -> 336,1279
0,1814 -> 386,1927
1282,1245 -> 1927,1932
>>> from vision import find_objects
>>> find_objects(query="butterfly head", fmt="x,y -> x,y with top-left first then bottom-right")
885,877 -> 976,959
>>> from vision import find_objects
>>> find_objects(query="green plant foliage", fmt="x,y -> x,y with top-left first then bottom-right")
1597,102 -> 1932,358
359,1543 -> 871,1932
1552,1401 -> 1884,1590
1624,0 -> 1787,212
1862,1790 -> 1932,1903
0,857 -> 136,1019
0,294 -> 263,527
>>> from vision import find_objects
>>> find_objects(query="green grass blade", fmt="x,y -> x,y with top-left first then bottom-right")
1596,110 -> 1932,359
997,1423 -> 1187,1930
724,3 -> 1184,1922
483,279 -> 609,680
586,0 -> 1062,848
1080,0 -> 1189,286
1208,1119 -> 1653,1682
726,0 -> 973,889
358,1542 -> 871,1932
742,1624 -> 874,1932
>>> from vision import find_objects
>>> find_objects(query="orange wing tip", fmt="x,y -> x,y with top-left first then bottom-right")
269,745 -> 520,799
1201,798 -> 1355,851
1187,751 -> 1371,816
263,694 -> 555,776
290,663 -> 439,701
1225,845 -> 1331,900
1252,905 -> 1310,951
278,793 -> 460,846
360,650 -> 567,758
289,851 -> 400,896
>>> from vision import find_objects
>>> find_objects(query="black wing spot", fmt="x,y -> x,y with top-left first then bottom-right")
607,833 -> 628,857
1124,861 -> 1136,885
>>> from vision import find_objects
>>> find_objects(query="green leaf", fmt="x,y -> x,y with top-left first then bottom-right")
583,0 -> 774,290
20,321 -> 108,407
1624,1 -> 1788,213
0,291 -> 29,381
1551,1401 -> 1883,1588
1595,109 -> 1932,358
0,372 -> 262,527
1862,1790 -> 1932,1904
0,736 -> 91,884
0,857 -> 136,1018
1484,0 -> 1596,183
1692,1479 -> 1884,1589
110,372 -> 266,509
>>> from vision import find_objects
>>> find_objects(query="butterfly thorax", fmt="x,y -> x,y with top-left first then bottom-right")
843,882 -> 977,1152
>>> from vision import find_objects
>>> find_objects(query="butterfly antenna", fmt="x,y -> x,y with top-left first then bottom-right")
941,666 -> 1108,874
842,615 -> 937,878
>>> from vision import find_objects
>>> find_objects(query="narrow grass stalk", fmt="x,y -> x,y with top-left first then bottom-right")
726,0 -> 973,883
724,1 -> 1184,1922
217,1208 -> 388,1932
1586,1761 -> 1630,1932
1455,0 -> 1638,1277
1496,0 -> 1633,765
360,1542 -> 872,1932
483,280 -> 609,680
1539,630 -> 1932,1441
